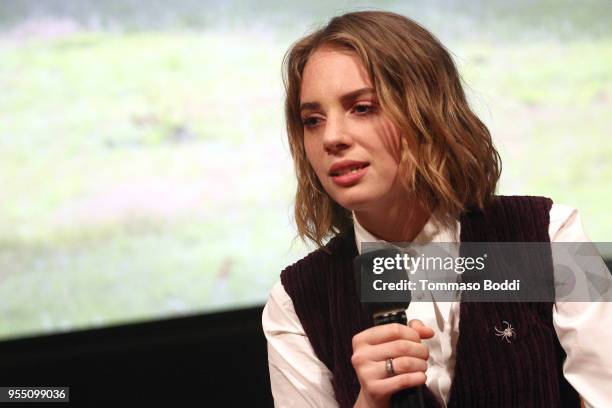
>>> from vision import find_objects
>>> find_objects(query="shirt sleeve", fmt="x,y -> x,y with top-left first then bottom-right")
262,281 -> 339,407
550,204 -> 612,408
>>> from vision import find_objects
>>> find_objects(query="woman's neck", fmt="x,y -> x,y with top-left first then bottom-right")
354,199 -> 430,243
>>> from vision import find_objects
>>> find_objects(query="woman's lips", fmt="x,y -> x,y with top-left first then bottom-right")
330,164 -> 369,187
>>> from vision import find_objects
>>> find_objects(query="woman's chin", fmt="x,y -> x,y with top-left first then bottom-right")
332,192 -> 380,212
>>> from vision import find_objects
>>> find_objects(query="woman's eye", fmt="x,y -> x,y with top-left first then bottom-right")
353,104 -> 375,115
302,117 -> 321,128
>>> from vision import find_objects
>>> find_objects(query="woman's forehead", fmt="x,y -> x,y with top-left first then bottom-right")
300,46 -> 373,104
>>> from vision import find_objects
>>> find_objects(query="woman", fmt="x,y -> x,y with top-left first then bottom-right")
263,11 -> 610,408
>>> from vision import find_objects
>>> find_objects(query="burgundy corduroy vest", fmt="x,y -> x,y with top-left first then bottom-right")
280,196 -> 580,407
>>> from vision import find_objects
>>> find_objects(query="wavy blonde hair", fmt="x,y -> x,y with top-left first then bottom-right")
283,11 -> 501,247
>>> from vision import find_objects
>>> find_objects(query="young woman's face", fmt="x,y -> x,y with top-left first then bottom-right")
300,45 -> 405,213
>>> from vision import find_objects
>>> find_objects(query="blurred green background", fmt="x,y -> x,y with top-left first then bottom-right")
0,0 -> 610,340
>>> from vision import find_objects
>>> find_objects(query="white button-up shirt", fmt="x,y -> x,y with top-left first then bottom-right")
262,204 -> 611,407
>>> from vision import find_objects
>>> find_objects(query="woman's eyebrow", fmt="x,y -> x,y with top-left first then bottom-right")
299,87 -> 375,113
339,87 -> 376,106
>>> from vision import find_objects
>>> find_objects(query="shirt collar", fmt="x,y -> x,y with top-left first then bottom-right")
352,210 -> 459,254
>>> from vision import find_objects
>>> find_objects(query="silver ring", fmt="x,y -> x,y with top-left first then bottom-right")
385,358 -> 396,377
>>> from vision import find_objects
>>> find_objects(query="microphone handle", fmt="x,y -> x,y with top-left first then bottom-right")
373,310 -> 426,408
391,386 -> 424,408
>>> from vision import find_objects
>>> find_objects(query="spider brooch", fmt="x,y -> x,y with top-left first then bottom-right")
494,321 -> 516,343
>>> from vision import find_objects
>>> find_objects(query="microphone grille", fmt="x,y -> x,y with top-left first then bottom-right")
353,246 -> 412,314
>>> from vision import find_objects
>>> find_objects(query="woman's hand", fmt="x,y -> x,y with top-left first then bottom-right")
352,319 -> 434,408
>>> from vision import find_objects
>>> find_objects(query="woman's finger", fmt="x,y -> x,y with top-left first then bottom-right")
408,319 -> 435,339
360,355 -> 428,379
368,372 -> 427,399
352,323 -> 421,348
356,339 -> 429,361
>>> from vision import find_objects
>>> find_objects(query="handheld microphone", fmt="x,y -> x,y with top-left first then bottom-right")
353,247 -> 425,408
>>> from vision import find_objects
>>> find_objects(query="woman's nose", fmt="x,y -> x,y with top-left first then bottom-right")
322,116 -> 352,154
